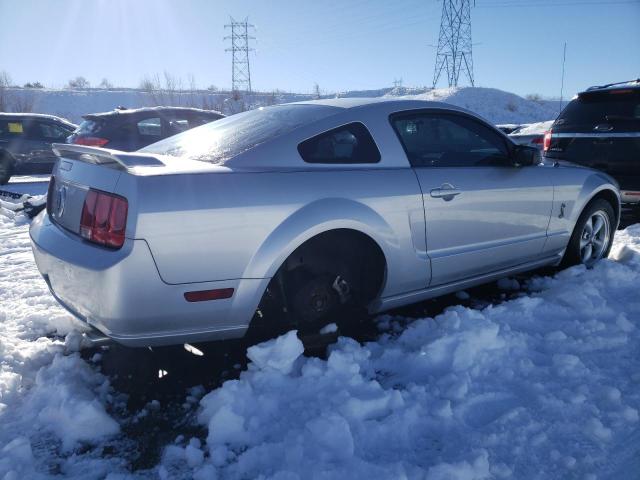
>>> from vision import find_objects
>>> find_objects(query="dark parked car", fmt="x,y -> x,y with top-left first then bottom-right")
66,106 -> 224,151
544,79 -> 640,208
0,113 -> 77,184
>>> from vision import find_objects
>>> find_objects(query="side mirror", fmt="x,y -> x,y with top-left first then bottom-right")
512,145 -> 541,167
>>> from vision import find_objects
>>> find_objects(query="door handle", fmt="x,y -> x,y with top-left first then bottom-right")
430,183 -> 461,201
593,123 -> 613,132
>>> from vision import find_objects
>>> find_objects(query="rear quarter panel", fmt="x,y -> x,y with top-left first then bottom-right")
124,168 -> 428,297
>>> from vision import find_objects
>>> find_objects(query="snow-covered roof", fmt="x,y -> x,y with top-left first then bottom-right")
85,106 -> 224,118
510,120 -> 554,136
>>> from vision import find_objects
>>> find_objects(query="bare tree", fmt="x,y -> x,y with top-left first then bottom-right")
185,73 -> 198,108
66,76 -> 90,89
11,92 -> 35,112
139,73 -> 163,106
24,81 -> 44,89
0,71 -> 11,111
99,78 -> 113,89
313,83 -> 321,99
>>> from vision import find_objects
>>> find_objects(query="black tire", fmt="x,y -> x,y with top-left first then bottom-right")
561,198 -> 615,268
0,153 -> 13,185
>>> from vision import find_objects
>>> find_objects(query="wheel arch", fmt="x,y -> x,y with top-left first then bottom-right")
588,188 -> 621,227
569,172 -> 621,228
241,198 -> 393,285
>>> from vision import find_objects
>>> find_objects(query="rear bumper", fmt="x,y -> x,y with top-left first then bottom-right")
29,213 -> 269,347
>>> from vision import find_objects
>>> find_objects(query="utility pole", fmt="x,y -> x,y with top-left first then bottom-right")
224,17 -> 255,95
432,0 -> 475,88
559,42 -> 567,114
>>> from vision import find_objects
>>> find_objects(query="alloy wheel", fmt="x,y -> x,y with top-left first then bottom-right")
579,210 -> 610,267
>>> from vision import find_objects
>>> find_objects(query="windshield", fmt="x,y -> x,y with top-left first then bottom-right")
141,104 -> 339,163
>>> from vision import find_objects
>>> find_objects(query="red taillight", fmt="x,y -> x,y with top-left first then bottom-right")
184,288 -> 234,302
531,137 -> 543,145
543,130 -> 552,152
74,136 -> 109,147
79,189 -> 128,249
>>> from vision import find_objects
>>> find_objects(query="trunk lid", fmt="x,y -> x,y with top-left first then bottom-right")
47,145 -> 164,238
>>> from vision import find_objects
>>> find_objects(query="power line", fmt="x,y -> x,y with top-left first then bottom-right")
224,17 -> 255,94
477,0 -> 639,7
433,0 -> 475,88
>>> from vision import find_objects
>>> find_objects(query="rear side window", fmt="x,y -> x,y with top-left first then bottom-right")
141,104 -> 338,164
0,120 -> 25,138
76,119 -> 103,135
35,122 -> 71,141
298,122 -> 380,164
391,112 -> 510,167
557,91 -> 640,128
137,117 -> 162,137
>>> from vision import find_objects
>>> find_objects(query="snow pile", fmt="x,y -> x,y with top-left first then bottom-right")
0,203 -> 123,478
396,87 -> 560,125
511,120 -> 554,136
6,86 -> 560,125
246,330 -> 305,375
158,227 -> 640,479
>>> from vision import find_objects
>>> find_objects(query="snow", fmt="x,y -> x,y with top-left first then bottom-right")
511,120 -> 554,136
0,194 -> 125,477
245,330 -> 305,374
1,182 -> 640,478
5,86 -> 560,125
187,228 -> 640,479
395,87 -> 560,124
319,323 -> 338,334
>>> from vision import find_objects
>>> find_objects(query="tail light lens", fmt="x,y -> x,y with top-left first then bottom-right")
531,137 -> 543,145
543,130 -> 552,152
80,189 -> 128,249
74,136 -> 109,147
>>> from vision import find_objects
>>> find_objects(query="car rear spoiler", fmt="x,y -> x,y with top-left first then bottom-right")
52,143 -> 165,170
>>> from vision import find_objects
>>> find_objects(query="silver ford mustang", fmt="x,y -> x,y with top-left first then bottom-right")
29,98 -> 620,347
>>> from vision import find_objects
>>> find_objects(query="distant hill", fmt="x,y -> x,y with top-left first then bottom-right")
391,87 -> 562,124
2,86 -> 561,125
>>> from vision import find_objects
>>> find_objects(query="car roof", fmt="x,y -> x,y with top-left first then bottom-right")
83,106 -> 224,120
581,79 -> 640,95
290,96 -> 472,114
287,97 -> 490,125
0,112 -> 76,126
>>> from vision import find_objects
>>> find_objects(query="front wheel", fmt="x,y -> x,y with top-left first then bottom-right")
562,198 -> 615,268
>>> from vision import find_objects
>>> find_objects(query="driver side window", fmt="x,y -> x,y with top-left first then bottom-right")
391,112 -> 510,167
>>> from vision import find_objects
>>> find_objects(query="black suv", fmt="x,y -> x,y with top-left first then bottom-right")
0,113 -> 77,184
544,79 -> 640,208
67,106 -> 224,151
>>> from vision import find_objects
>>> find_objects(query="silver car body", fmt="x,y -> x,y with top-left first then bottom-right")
29,99 -> 620,346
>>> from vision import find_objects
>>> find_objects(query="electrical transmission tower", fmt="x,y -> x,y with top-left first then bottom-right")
224,17 -> 255,94
432,0 -> 475,88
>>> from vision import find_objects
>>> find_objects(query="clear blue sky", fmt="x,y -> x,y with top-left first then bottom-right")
0,0 -> 638,98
